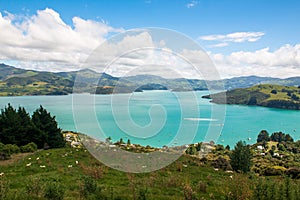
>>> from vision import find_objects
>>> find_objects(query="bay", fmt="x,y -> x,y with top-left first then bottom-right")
0,90 -> 299,148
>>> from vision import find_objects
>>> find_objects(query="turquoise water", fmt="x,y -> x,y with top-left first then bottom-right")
1,91 -> 299,148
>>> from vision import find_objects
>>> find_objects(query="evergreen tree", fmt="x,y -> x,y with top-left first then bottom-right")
230,141 -> 252,173
0,104 -> 42,147
32,106 -> 65,148
257,130 -> 270,143
17,107 -> 46,148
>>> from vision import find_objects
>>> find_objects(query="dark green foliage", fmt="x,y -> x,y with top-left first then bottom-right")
0,143 -> 11,160
257,130 -> 270,143
211,156 -> 232,171
230,141 -> 252,173
270,132 -> 294,142
4,144 -> 20,154
32,106 -> 65,148
186,145 -> 197,155
80,176 -> 97,197
271,89 -> 277,94
20,142 -> 37,153
0,104 -> 64,150
44,181 -> 65,200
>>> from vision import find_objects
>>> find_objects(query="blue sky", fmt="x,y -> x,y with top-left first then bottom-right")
0,0 -> 299,78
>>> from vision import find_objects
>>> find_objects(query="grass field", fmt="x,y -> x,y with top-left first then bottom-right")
1,146 -> 234,200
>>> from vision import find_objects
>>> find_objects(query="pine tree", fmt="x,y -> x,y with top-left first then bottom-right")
257,130 -> 270,143
230,141 -> 252,173
32,106 -> 65,148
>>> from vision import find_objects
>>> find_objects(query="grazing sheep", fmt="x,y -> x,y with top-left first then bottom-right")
36,157 -> 40,160
0,172 -> 4,176
26,163 -> 32,167
68,165 -> 73,168
40,165 -> 46,168
75,161 -> 78,165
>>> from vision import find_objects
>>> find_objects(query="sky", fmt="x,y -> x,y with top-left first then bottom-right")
0,0 -> 300,78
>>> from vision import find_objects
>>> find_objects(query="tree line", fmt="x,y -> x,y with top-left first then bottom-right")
0,104 -> 65,150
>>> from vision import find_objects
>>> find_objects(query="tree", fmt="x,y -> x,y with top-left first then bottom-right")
32,106 -> 65,148
257,130 -> 270,143
0,104 -> 45,147
127,139 -> 131,146
230,141 -> 252,173
270,132 -> 294,142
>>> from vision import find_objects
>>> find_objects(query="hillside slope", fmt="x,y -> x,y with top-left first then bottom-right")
1,63 -> 300,96
203,84 -> 300,110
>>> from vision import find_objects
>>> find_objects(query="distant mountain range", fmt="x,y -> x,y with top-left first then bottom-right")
0,63 -> 300,96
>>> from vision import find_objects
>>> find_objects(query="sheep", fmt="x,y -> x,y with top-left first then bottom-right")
0,172 -> 4,176
40,165 -> 46,168
68,165 -> 73,168
26,163 -> 32,167
75,161 -> 78,165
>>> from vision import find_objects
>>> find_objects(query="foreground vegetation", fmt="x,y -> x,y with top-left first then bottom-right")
2,105 -> 300,199
2,141 -> 300,200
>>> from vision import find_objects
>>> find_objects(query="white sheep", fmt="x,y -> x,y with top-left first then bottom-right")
26,163 -> 32,167
40,165 -> 46,168
68,165 -> 73,168
36,157 -> 40,160
75,161 -> 78,165
0,172 -> 4,176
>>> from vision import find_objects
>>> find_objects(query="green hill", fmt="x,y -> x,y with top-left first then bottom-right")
203,84 -> 300,110
1,63 -> 300,96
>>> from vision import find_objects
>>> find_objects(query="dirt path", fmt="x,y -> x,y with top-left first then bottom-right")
0,152 -> 35,166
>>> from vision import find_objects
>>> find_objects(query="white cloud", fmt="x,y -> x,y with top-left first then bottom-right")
199,31 -> 265,47
0,8 -> 123,71
1,9 -> 299,79
186,1 -> 198,8
210,44 -> 300,78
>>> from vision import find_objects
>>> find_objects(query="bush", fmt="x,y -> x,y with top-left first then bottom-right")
20,142 -> 37,153
44,181 -> 65,200
211,156 -> 232,171
0,143 -> 11,160
80,176 -> 97,197
5,144 -> 20,154
25,176 -> 42,197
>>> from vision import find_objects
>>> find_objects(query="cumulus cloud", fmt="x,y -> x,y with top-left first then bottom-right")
210,44 -> 300,78
0,8 -> 123,71
199,31 -> 265,47
0,8 -> 299,79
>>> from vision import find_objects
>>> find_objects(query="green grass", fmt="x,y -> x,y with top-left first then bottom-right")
0,147 -> 234,200
205,84 -> 300,110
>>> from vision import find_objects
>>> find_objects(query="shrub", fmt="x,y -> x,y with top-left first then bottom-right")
271,89 -> 277,94
5,144 -> 20,154
211,156 -> 232,171
0,143 -> 11,160
20,142 -> 37,153
44,181 -> 65,200
79,176 -> 98,198
25,176 -> 43,197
